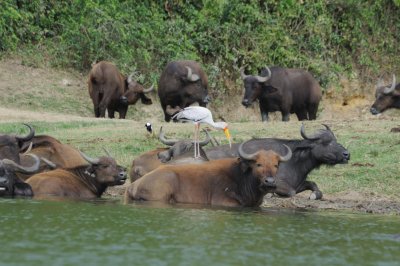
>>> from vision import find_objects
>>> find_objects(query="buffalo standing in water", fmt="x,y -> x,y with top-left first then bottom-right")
241,66 -> 322,122
370,74 -> 400,115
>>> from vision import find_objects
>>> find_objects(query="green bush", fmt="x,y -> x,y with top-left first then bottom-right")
0,0 -> 399,95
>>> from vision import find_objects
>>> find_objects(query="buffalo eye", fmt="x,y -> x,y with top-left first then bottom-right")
274,164 -> 278,168
256,163 -> 262,167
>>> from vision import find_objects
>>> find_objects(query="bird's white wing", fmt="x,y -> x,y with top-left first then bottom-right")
178,106 -> 212,123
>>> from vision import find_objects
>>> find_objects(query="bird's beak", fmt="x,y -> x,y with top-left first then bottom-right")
224,128 -> 232,148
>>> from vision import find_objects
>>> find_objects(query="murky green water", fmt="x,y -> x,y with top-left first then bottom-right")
0,198 -> 399,266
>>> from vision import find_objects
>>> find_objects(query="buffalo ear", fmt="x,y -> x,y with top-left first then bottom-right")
264,86 -> 278,94
239,158 -> 252,172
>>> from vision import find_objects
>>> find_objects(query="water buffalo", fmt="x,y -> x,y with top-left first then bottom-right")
241,66 -> 322,122
17,135 -> 87,180
370,74 -> 400,115
158,60 -> 210,122
26,151 -> 127,199
88,61 -> 153,119
0,124 -> 35,163
124,141 -> 292,207
0,154 -> 40,197
205,124 -> 350,200
129,127 -> 211,182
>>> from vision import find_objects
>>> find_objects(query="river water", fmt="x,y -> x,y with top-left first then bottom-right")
0,198 -> 399,266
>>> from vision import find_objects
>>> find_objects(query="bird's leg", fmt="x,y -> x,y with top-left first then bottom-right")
193,123 -> 198,158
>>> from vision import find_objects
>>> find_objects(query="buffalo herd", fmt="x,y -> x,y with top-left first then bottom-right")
0,60 -> 398,208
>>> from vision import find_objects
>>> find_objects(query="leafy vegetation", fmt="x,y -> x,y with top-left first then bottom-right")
1,0 -> 399,97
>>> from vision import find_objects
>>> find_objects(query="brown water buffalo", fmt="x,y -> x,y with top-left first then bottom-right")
18,135 -> 87,180
205,124 -> 350,200
0,154 -> 40,197
158,60 -> 210,122
26,151 -> 127,199
88,61 -> 153,119
129,127 -> 211,182
125,141 -> 292,207
370,74 -> 400,115
0,124 -> 35,163
241,66 -> 322,122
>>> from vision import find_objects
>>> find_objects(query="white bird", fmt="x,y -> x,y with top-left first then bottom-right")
171,106 -> 231,158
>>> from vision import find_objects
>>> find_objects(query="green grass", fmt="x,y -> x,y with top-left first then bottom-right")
2,118 -> 399,200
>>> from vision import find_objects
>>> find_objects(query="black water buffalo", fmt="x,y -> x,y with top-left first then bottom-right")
124,141 -> 292,207
158,60 -> 210,122
0,124 -> 35,163
26,151 -> 127,199
370,74 -> 400,115
241,66 -> 322,122
205,124 -> 350,199
88,61 -> 153,119
0,154 -> 40,197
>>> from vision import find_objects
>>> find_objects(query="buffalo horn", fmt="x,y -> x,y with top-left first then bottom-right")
239,66 -> 249,80
202,129 -> 220,147
22,142 -> 33,155
142,84 -> 154,93
79,150 -> 100,165
238,140 -> 259,161
158,127 -> 179,146
255,66 -> 271,83
103,148 -> 112,158
186,66 -> 200,82
198,130 -> 211,146
41,157 -> 57,169
300,123 -> 320,141
2,154 -> 40,174
321,124 -> 332,132
279,144 -> 292,162
127,72 -> 134,84
15,124 -> 35,142
383,74 -> 396,94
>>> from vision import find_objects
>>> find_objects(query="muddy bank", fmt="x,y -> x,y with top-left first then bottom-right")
105,186 -> 400,215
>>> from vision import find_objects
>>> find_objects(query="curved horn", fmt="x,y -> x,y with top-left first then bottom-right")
238,140 -> 259,161
40,157 -> 57,169
79,150 -> 100,165
142,84 -> 154,93
321,124 -> 332,132
240,66 -> 249,80
255,66 -> 271,83
300,123 -> 320,141
22,142 -> 33,155
16,124 -> 35,142
202,129 -> 220,147
103,148 -> 112,157
2,154 -> 40,174
198,130 -> 211,146
127,73 -> 134,84
158,127 -> 179,146
279,144 -> 292,162
383,74 -> 396,94
185,66 -> 200,82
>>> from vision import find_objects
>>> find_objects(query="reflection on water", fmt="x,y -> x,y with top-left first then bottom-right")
0,198 -> 399,266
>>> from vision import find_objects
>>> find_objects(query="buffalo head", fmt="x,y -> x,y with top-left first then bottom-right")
240,67 -> 272,107
238,140 -> 292,189
80,151 -> 127,186
370,74 -> 400,115
0,124 -> 35,163
299,124 -> 350,165
0,154 -> 39,197
157,127 -> 210,162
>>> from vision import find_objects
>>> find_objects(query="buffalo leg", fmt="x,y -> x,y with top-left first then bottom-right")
162,103 -> 172,122
295,109 -> 308,121
307,103 -> 319,120
259,105 -> 269,122
107,107 -> 115,119
118,105 -> 128,119
14,182 -> 33,197
272,180 -> 297,197
281,112 -> 290,122
296,181 -> 323,200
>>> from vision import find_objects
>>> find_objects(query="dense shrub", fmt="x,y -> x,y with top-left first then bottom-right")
1,0 -> 399,95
